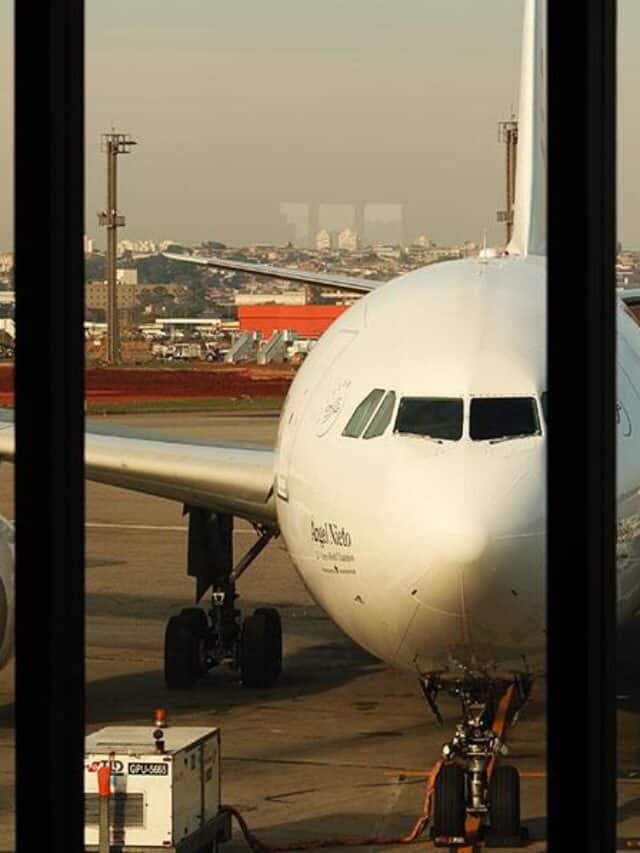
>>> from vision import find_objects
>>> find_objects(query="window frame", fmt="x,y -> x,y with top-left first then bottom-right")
15,0 -> 86,848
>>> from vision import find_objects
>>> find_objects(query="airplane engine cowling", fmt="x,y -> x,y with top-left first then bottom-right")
0,516 -> 14,669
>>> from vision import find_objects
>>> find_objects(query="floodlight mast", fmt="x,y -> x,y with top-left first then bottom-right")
97,132 -> 137,364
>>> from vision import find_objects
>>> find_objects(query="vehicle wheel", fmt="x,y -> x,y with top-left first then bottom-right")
432,763 -> 466,844
240,611 -> 281,688
164,609 -> 208,689
489,765 -> 520,840
254,607 -> 282,678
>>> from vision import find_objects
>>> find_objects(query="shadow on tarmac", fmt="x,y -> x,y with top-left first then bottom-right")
0,640 -> 384,730
222,811 -> 549,848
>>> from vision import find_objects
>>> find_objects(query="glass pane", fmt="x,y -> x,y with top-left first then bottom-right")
82,1 -> 550,850
342,389 -> 385,437
363,390 -> 396,439
395,397 -> 463,441
469,397 -> 541,441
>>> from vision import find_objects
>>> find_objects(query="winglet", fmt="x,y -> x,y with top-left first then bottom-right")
507,0 -> 546,258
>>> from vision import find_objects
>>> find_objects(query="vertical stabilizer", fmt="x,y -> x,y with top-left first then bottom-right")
507,0 -> 546,257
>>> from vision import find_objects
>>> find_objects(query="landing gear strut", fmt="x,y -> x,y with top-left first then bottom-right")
420,672 -> 533,848
164,508 -> 281,689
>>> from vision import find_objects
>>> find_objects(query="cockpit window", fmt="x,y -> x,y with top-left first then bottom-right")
363,391 -> 396,439
541,392 -> 548,424
470,397 -> 540,441
342,389 -> 385,438
394,397 -> 463,441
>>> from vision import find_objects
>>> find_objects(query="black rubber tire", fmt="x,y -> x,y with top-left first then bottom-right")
254,607 -> 283,678
240,611 -> 281,688
180,607 -> 209,636
489,765 -> 520,839
164,609 -> 208,689
432,763 -> 466,843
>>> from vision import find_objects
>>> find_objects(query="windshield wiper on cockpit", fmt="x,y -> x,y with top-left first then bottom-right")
488,432 -> 537,444
406,433 -> 444,444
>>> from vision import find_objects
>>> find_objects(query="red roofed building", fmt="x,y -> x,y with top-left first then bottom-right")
237,304 -> 349,338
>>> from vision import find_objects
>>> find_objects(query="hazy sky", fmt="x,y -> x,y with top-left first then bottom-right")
1,1 -> 640,250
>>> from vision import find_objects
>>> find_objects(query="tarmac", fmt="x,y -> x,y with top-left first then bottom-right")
0,411 -> 635,850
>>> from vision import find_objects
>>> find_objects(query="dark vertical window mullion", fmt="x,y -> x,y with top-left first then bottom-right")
15,1 -> 85,850
547,1 -> 616,850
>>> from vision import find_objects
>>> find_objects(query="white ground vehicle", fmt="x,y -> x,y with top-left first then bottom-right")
152,342 -> 202,361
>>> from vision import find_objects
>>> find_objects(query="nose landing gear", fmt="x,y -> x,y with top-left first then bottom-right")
421,673 -> 533,848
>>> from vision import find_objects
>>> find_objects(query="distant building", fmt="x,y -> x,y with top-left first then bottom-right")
338,228 -> 359,251
315,229 -> 332,251
235,291 -> 307,306
85,281 -> 138,311
318,289 -> 362,305
238,304 -> 348,338
117,268 -> 138,285
374,244 -> 402,259
117,238 -> 178,256
84,235 -> 94,254
0,254 -> 13,275
427,247 -> 464,260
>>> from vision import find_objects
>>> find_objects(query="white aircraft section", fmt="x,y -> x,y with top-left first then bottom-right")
274,254 -> 548,675
507,0 -> 546,257
84,434 -> 276,526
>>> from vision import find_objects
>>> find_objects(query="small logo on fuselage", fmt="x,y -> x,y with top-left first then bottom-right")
316,378 -> 352,437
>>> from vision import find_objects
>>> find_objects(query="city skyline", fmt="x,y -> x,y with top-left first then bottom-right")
2,2 -> 640,250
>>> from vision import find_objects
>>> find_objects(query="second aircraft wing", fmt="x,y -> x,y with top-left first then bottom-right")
162,252 -> 382,294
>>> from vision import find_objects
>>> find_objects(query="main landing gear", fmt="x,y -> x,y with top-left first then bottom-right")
164,508 -> 282,690
420,672 -> 533,848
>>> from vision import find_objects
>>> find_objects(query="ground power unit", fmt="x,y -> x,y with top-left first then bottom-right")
84,725 -> 231,853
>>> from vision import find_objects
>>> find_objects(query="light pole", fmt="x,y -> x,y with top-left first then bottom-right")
98,132 -> 137,363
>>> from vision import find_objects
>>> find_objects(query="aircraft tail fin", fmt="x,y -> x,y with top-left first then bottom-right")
507,0 -> 546,257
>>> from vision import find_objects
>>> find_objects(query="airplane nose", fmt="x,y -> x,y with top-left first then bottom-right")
427,515 -> 488,565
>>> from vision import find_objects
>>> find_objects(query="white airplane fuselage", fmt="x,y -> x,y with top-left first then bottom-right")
271,254 -> 640,677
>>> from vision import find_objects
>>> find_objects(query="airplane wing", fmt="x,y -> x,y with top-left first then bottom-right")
0,416 -> 277,528
163,252 -> 382,294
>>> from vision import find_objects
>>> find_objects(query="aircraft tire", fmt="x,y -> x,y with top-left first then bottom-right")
489,765 -> 520,840
240,611 -> 281,688
432,763 -> 466,844
164,609 -> 208,689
